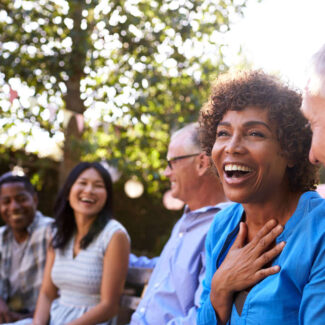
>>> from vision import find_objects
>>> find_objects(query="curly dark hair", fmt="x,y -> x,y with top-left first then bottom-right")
199,70 -> 319,192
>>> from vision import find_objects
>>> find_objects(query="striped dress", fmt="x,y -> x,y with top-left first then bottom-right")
7,219 -> 129,325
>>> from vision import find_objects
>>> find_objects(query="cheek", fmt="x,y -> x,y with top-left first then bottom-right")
211,142 -> 223,171
312,127 -> 325,152
69,185 -> 78,201
98,190 -> 107,205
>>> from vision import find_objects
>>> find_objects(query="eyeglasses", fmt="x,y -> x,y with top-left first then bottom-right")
167,153 -> 200,170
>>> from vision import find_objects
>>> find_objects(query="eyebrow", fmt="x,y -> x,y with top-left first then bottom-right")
218,120 -> 272,131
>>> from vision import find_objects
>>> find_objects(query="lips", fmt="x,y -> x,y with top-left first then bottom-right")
80,197 -> 95,203
10,214 -> 24,220
222,163 -> 255,184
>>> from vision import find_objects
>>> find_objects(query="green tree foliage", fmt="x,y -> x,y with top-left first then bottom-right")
0,0 -> 249,191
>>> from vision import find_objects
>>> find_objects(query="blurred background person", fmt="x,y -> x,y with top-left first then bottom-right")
0,174 -> 53,322
5,162 -> 130,325
302,43 -> 325,166
130,123 -> 229,325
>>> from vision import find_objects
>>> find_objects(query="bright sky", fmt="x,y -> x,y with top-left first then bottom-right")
226,0 -> 325,89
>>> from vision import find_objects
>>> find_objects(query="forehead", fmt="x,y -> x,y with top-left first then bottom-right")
0,182 -> 31,197
76,168 -> 104,181
168,132 -> 192,157
302,92 -> 325,121
220,106 -> 271,124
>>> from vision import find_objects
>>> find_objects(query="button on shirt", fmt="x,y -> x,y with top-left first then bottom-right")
198,191 -> 325,325
130,202 -> 231,325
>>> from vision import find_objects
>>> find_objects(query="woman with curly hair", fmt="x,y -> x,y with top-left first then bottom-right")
197,70 -> 325,324
6,162 -> 130,325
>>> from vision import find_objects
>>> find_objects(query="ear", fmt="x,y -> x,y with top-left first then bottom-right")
196,153 -> 211,176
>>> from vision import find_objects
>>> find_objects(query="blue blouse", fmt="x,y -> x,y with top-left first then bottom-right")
197,191 -> 325,325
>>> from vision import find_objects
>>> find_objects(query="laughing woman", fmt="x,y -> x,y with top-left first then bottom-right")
197,71 -> 325,324
7,162 -> 130,325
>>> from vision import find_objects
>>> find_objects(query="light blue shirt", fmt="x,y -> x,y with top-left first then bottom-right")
130,202 -> 231,325
129,253 -> 159,269
198,191 -> 325,325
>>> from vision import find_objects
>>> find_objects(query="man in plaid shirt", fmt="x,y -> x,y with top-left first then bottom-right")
0,173 -> 53,322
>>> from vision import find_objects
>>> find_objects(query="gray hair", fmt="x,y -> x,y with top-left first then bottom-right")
171,123 -> 201,153
307,43 -> 325,98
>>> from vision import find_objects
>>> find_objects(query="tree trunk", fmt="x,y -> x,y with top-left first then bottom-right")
59,2 -> 87,185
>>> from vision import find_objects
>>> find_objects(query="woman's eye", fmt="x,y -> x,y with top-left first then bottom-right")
216,130 -> 229,137
249,131 -> 265,137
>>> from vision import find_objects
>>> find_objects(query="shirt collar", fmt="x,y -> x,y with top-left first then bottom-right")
26,211 -> 41,234
184,201 -> 232,216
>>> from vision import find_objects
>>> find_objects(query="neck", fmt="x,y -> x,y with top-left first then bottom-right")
74,213 -> 97,239
187,179 -> 227,211
243,190 -> 301,242
12,229 -> 29,244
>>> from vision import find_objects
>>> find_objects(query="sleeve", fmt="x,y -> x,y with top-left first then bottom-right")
299,233 -> 325,324
0,230 -> 8,301
100,220 -> 130,254
196,222 -> 219,325
165,306 -> 199,325
129,253 -> 159,268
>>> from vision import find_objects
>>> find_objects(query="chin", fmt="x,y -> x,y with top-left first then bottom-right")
225,190 -> 251,204
170,189 -> 181,200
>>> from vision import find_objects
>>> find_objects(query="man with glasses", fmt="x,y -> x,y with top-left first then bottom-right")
130,123 -> 229,325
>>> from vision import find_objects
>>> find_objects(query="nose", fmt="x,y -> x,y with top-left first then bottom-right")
83,183 -> 94,193
309,146 -> 321,165
9,199 -> 21,212
225,134 -> 245,155
163,165 -> 172,177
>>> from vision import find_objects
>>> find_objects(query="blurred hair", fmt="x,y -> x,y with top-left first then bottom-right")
172,123 -> 220,177
171,122 -> 201,153
52,162 -> 113,249
199,70 -> 318,192
306,43 -> 325,98
0,174 -> 36,195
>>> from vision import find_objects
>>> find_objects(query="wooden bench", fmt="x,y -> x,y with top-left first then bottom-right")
115,267 -> 153,325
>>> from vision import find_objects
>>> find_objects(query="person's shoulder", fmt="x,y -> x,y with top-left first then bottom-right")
103,219 -> 129,238
0,224 -> 8,237
207,203 -> 242,240
34,211 -> 53,227
296,191 -> 325,237
97,219 -> 130,252
302,191 -> 325,217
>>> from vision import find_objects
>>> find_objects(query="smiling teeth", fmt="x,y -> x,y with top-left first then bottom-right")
11,214 -> 24,220
80,198 -> 95,203
224,164 -> 253,172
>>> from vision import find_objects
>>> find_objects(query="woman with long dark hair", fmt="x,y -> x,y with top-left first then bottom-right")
7,162 -> 130,325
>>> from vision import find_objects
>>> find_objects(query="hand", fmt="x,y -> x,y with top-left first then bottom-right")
9,310 -> 33,321
0,299 -> 14,323
210,219 -> 285,324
